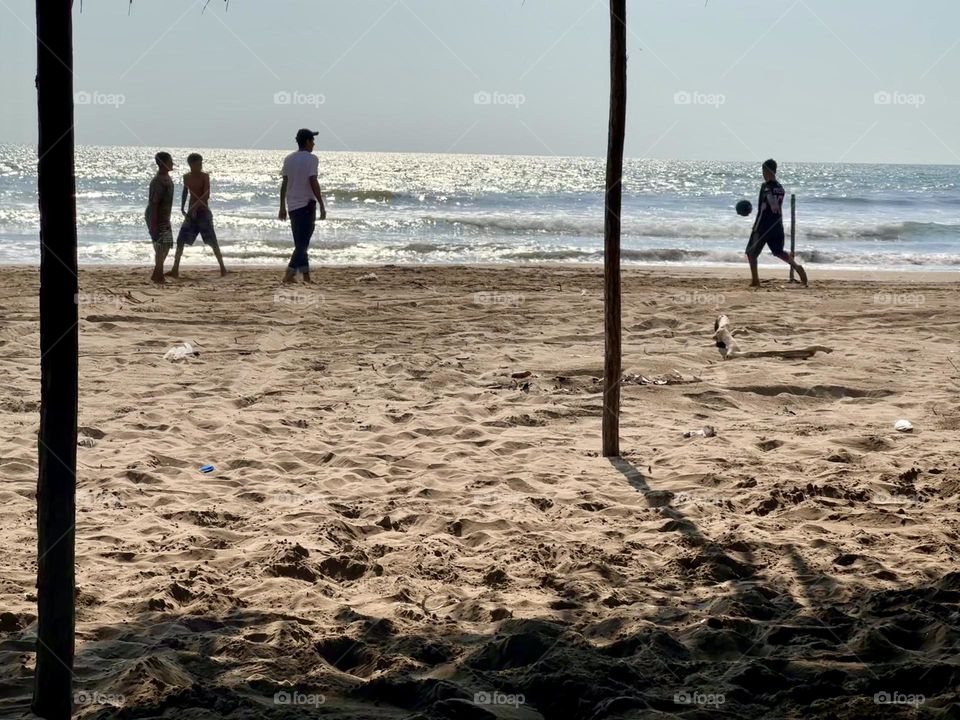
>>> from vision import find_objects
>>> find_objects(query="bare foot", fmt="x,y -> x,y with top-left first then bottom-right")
151,273 -> 166,285
220,268 -> 228,277
164,269 -> 180,278
749,282 -> 761,288
795,265 -> 808,286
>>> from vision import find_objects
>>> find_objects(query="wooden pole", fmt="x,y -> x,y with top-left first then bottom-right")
789,193 -> 796,282
603,0 -> 626,457
32,0 -> 79,717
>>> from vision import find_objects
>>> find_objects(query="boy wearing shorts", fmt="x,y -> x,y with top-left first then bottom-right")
145,151 -> 175,284
169,153 -> 227,278
746,158 -> 807,287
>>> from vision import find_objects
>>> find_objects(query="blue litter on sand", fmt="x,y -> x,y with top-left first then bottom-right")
200,465 -> 215,473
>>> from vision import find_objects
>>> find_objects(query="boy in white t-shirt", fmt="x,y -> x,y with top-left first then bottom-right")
278,128 -> 327,283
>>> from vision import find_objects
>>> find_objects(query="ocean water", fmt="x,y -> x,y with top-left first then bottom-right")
1,144 -> 958,269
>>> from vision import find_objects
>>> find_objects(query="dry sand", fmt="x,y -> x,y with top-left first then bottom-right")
1,264 -> 959,719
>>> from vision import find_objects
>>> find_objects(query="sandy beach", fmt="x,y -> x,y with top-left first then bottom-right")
1,264 -> 959,719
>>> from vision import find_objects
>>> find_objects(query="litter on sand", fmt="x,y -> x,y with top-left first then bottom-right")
163,342 -> 199,362
894,419 -> 914,432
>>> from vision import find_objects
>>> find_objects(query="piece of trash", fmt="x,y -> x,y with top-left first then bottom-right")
713,314 -> 742,359
894,419 -> 914,433
511,370 -> 532,379
77,436 -> 97,448
199,465 -> 215,473
355,273 -> 378,283
163,342 -> 198,362
625,372 -> 698,386
683,426 -> 716,439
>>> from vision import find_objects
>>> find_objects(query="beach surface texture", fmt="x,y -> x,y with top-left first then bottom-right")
1,265 -> 958,719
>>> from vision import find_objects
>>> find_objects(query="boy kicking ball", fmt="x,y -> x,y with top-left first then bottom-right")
745,158 -> 807,288
168,153 -> 227,278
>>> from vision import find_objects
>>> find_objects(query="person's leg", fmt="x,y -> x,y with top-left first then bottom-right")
744,231 -> 764,287
285,204 -> 314,282
284,206 -> 304,283
167,242 -> 185,277
169,219 -> 196,278
151,243 -> 164,283
301,203 -> 316,284
153,243 -> 169,283
211,243 -> 228,276
748,255 -> 760,287
200,214 -> 227,276
775,251 -> 807,285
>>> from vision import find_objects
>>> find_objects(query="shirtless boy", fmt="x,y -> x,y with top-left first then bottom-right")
169,153 -> 227,278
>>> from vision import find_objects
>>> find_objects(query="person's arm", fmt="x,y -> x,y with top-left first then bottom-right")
180,179 -> 188,216
310,176 -> 326,220
278,176 -> 288,221
147,180 -> 159,234
750,186 -> 766,236
766,187 -> 782,216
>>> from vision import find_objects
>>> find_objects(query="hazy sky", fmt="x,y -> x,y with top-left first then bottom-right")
1,0 -> 958,163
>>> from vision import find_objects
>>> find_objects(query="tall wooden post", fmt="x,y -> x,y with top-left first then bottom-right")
33,0 -> 79,717
603,0 -> 627,457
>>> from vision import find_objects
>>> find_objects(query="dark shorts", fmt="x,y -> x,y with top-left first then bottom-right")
149,225 -> 173,252
177,209 -> 218,247
746,226 -> 785,259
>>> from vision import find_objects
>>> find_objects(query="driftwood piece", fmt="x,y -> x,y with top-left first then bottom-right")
713,314 -> 832,360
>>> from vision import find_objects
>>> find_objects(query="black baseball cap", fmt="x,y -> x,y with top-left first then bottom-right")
295,128 -> 319,144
